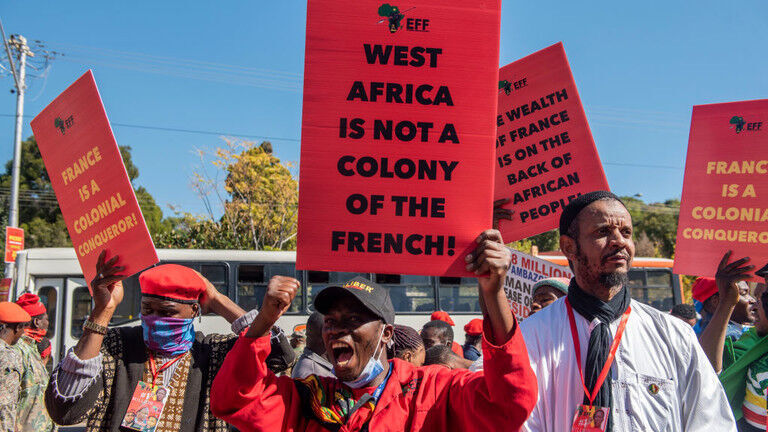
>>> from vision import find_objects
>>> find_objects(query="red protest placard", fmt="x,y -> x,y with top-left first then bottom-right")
30,71 -> 158,289
297,1 -> 500,276
4,227 -> 24,264
674,99 -> 768,279
494,42 -> 608,242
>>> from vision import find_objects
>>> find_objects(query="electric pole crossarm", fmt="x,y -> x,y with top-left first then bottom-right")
0,19 -> 20,90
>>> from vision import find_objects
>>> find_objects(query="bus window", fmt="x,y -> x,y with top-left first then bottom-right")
306,271 -> 368,311
645,269 -> 674,311
200,264 -> 228,293
438,277 -> 480,313
70,286 -> 92,339
374,274 -> 434,313
237,265 -> 265,312
113,274 -> 142,325
37,285 -> 58,340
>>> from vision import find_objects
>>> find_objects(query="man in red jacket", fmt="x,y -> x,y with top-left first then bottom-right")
211,229 -> 537,432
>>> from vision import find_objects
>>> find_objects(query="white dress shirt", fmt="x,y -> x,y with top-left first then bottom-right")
521,298 -> 736,431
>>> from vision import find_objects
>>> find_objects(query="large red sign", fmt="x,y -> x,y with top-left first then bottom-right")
4,227 -> 24,264
30,71 -> 158,289
296,1 -> 501,276
494,42 -> 608,241
674,99 -> 768,279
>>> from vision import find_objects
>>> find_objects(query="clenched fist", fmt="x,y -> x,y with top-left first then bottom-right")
260,276 -> 300,324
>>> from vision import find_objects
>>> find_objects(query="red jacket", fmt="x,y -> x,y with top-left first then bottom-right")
211,322 -> 537,432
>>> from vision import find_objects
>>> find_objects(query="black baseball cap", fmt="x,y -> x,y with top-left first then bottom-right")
314,276 -> 395,325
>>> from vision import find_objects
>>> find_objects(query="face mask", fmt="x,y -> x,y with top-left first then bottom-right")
24,328 -> 47,343
141,315 -> 195,357
335,326 -> 386,389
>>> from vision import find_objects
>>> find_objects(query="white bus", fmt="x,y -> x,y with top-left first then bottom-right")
10,248 -> 683,365
10,248 -> 483,364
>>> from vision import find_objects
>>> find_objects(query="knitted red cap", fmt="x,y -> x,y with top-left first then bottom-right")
430,310 -> 455,326
463,318 -> 484,336
692,277 -> 718,303
16,293 -> 46,316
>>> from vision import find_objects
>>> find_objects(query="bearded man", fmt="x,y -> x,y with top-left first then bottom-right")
521,191 -> 736,431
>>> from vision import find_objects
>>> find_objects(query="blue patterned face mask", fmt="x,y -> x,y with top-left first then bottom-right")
141,315 -> 195,357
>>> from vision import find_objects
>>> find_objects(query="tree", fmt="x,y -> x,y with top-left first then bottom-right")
156,138 -> 298,250
0,136 -> 168,248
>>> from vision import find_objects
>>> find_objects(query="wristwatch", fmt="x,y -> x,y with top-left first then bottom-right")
82,317 -> 108,335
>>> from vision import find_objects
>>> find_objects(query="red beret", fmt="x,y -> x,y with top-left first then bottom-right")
16,293 -> 46,316
0,302 -> 31,324
139,264 -> 207,303
430,310 -> 455,326
692,277 -> 718,303
463,318 -> 483,336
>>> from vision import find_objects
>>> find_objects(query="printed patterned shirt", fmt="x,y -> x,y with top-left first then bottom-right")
742,354 -> 768,429
11,336 -> 53,432
0,339 -> 23,432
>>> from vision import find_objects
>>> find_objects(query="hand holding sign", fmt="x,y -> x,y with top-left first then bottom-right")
30,71 -> 158,289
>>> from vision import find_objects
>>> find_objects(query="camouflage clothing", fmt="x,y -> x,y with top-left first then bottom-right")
12,336 -> 53,432
0,339 -> 23,432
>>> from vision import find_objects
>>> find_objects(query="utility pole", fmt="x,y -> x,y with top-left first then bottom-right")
1,24 -> 32,279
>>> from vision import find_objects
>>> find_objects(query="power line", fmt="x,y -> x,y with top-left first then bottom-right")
0,113 -> 300,142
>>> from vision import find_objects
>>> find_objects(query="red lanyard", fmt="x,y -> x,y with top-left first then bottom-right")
565,298 -> 631,407
148,353 -> 185,387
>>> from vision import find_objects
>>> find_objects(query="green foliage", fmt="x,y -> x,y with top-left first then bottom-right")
620,196 -> 679,258
155,139 -> 298,251
0,136 -> 167,249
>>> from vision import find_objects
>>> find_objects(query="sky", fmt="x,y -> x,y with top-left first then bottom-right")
1,1 -> 766,220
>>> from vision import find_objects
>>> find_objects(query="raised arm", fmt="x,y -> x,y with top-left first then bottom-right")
210,276 -> 303,432
452,229 -> 537,429
699,251 -> 753,373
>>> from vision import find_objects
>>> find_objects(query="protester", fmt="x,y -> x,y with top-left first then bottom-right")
670,303 -> 698,327
44,251 -> 291,431
291,324 -> 307,356
718,280 -> 768,431
0,302 -> 31,431
693,276 -> 756,340
462,319 -> 483,361
428,311 -> 464,357
388,324 -> 425,367
10,294 -> 54,431
292,312 -> 333,379
210,229 -> 537,431
424,344 -> 474,369
521,191 -> 736,431
530,277 -> 569,315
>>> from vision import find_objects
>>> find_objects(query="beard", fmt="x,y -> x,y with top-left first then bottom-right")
598,271 -> 628,288
574,242 -> 630,290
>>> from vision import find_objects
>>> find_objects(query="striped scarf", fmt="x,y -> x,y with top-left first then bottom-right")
295,375 -> 376,431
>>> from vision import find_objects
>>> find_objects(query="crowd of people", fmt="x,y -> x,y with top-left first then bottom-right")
0,191 -> 765,431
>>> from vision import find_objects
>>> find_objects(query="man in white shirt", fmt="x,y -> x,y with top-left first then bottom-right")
521,191 -> 736,431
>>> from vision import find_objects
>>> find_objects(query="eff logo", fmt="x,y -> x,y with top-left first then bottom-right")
729,115 -> 762,134
54,115 -> 75,135
377,4 -> 429,33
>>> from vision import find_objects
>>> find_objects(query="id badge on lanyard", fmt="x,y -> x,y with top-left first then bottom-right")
566,299 -> 631,432
121,353 -> 182,432
120,381 -> 169,432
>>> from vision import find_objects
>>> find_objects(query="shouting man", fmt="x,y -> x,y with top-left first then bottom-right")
211,229 -> 537,431
521,191 -> 736,431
